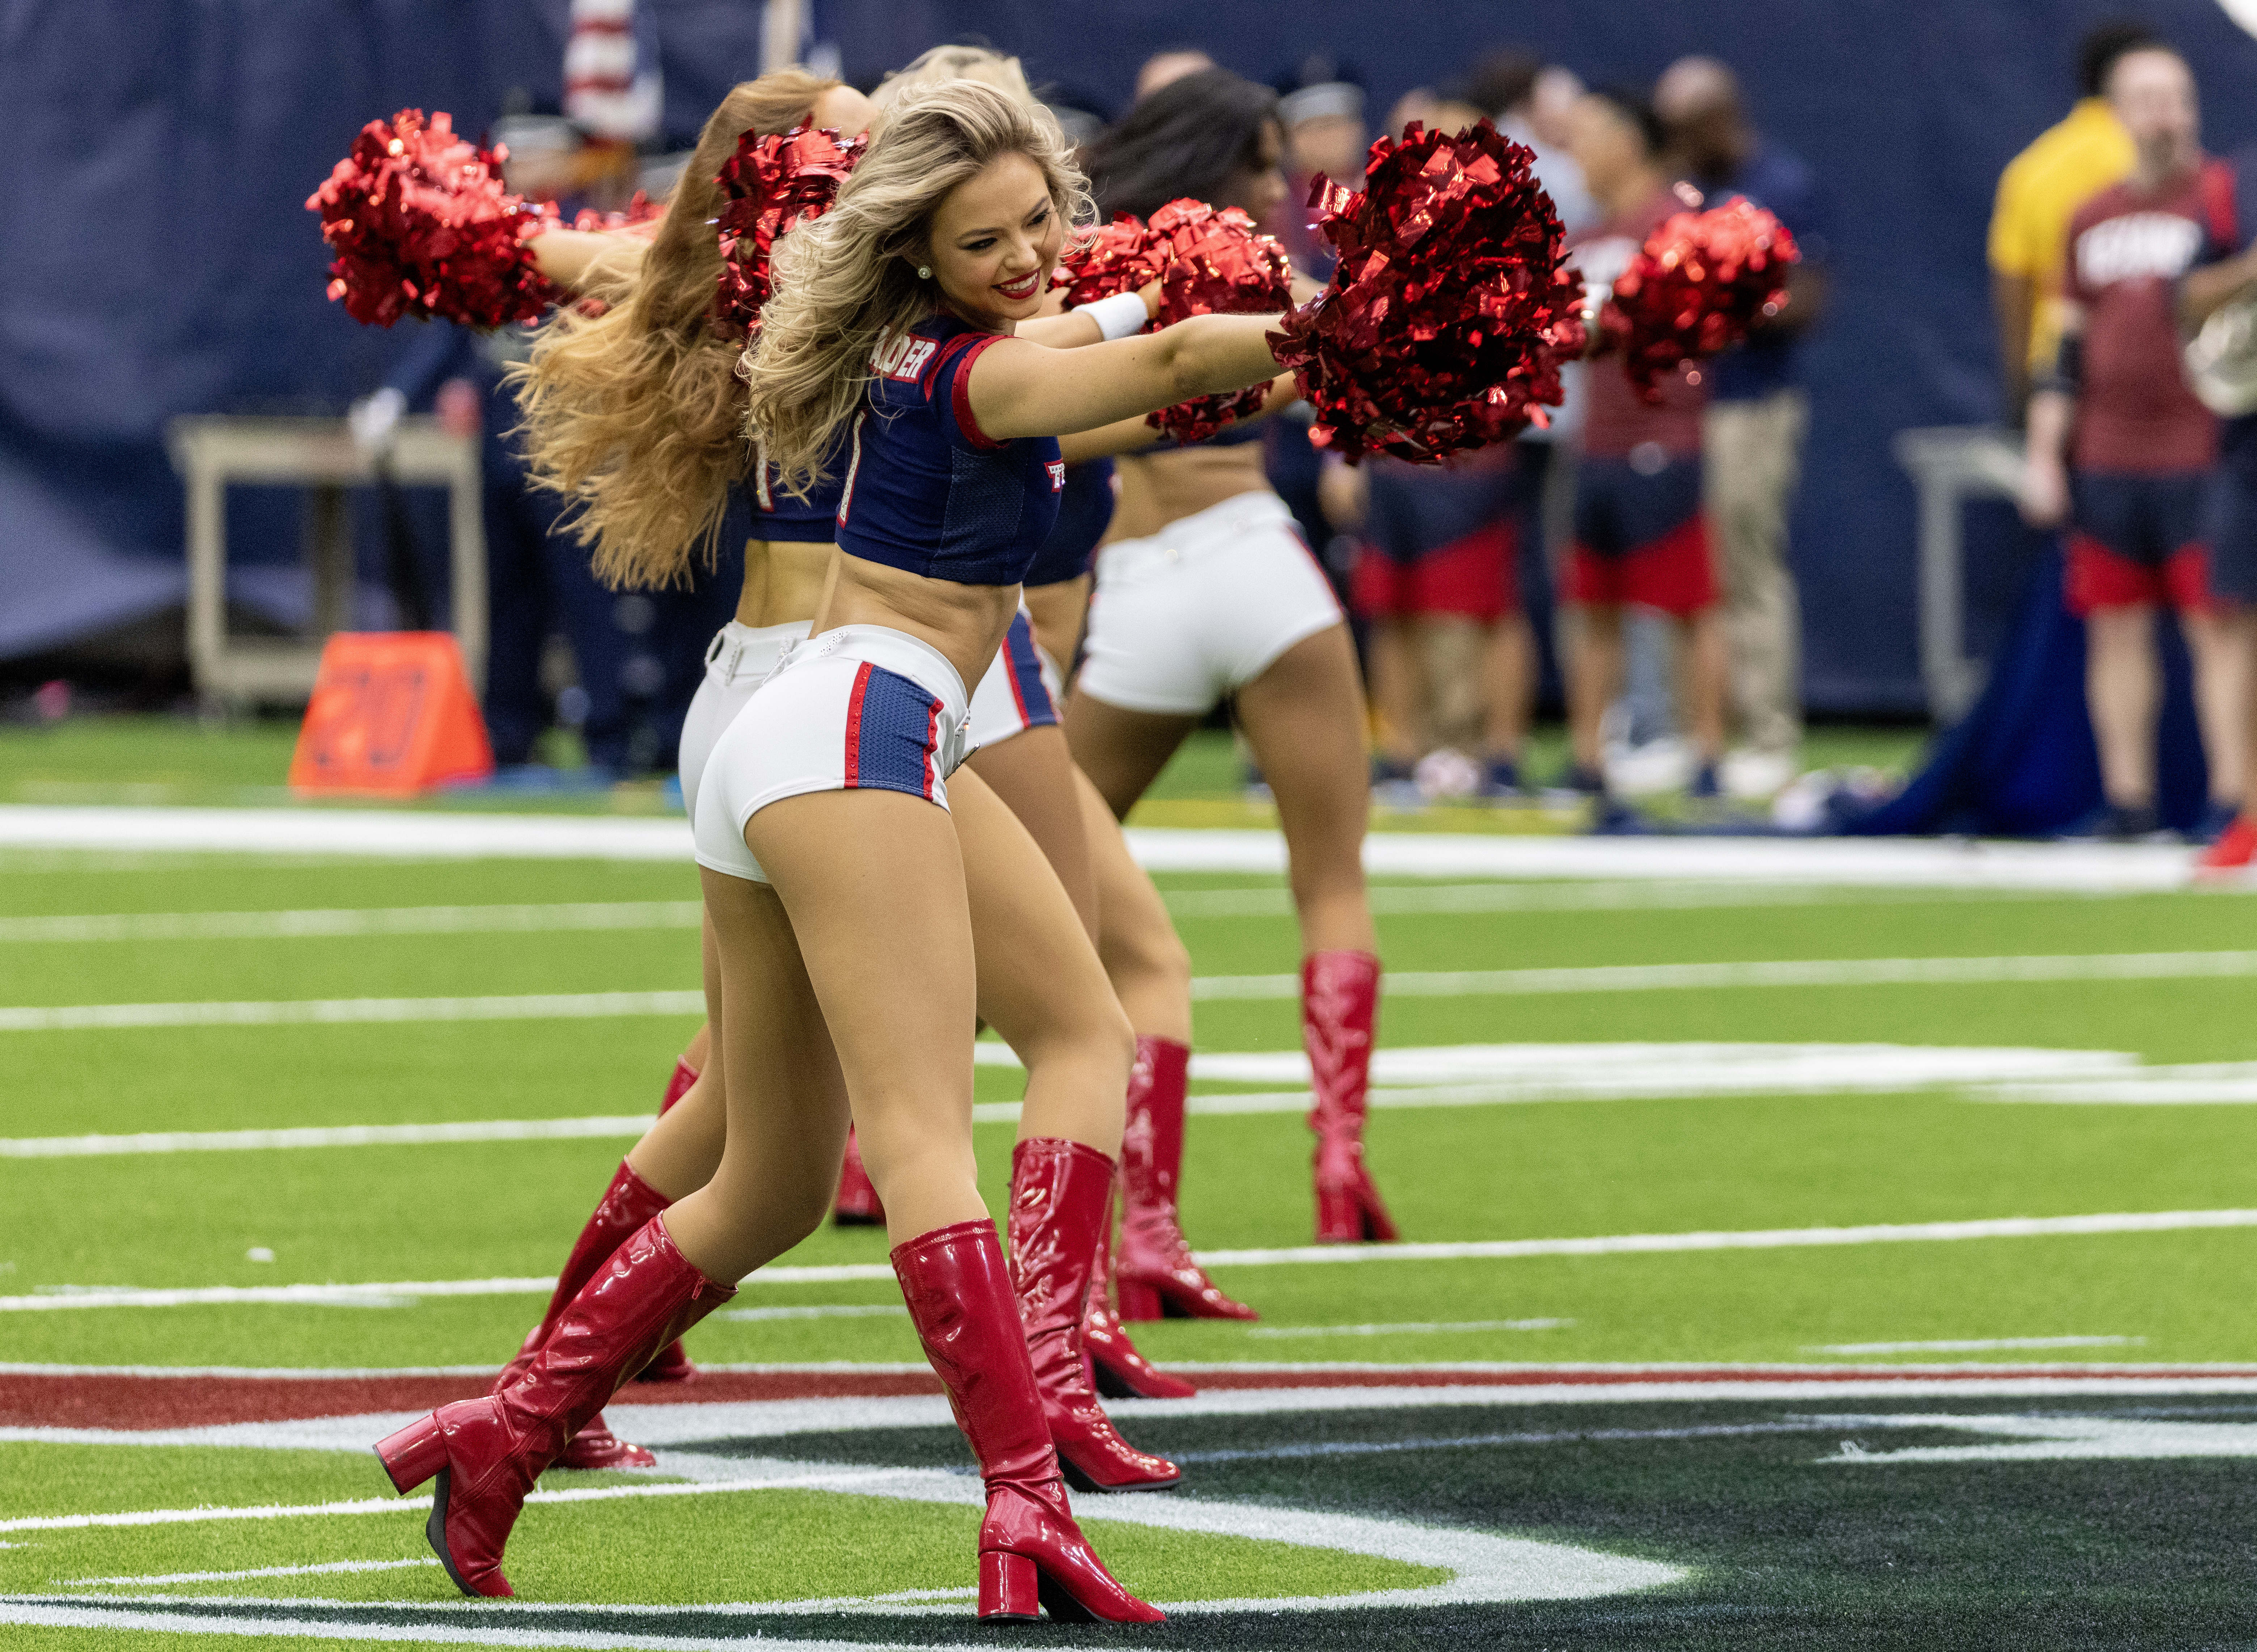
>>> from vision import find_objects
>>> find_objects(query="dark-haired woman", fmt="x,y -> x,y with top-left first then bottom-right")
1070,68 -> 1397,1247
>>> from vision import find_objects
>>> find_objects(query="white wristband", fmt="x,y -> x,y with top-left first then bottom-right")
1082,291 -> 1151,342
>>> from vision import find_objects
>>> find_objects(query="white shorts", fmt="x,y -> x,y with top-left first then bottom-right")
1077,489 -> 1344,716
677,620 -> 812,822
692,626 -> 971,885
965,608 -> 1062,752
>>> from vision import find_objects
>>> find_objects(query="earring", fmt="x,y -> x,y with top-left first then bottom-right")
917,264 -> 931,279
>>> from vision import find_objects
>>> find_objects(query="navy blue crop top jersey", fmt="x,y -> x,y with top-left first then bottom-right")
836,312 -> 1065,586
734,429 -> 850,543
1025,458 -> 1115,587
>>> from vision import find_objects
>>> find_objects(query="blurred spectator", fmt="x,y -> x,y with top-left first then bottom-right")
1562,87 -> 1728,804
1137,47 -> 1215,102
2185,96 -> 2257,868
1275,55 -> 1368,267
1656,55 -> 1830,795
1352,447 -> 1532,800
1989,20 -> 2154,421
1470,48 -> 1597,232
2023,42 -> 2245,841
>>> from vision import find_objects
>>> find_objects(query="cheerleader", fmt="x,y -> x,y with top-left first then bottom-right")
378,80 -> 1292,1613
492,70 -> 1183,1487
1023,470 -> 1258,1339
1070,69 -> 1398,1245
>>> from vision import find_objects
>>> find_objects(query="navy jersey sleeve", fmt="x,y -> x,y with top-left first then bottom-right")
927,331 -> 1012,453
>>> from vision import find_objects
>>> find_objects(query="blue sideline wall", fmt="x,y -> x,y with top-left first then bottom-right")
8,0 -> 2257,712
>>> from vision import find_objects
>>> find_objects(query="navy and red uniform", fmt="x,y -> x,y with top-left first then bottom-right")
1564,190 -> 1717,618
740,430 -> 849,540
692,311 -> 1066,883
2060,162 -> 2232,614
2202,156 -> 2257,608
1353,446 -> 1522,622
838,313 -> 1065,581
1025,458 -> 1115,589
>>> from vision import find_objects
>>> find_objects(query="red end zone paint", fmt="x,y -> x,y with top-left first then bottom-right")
13,1364 -> 2257,1432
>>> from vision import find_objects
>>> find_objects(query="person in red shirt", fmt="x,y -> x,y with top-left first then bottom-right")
2023,42 -> 2247,841
1561,87 -> 1728,803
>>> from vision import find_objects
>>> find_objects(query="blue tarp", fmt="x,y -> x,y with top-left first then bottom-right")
10,0 -> 2257,717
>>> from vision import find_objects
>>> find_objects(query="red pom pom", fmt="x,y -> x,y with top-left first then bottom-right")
1048,215 -> 1168,309
307,109 -> 559,329
1266,121 -> 1585,464
1142,199 -> 1295,443
711,125 -> 866,340
1602,194 -> 1800,402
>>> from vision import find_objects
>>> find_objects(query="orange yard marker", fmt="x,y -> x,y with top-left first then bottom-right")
288,632 -> 493,796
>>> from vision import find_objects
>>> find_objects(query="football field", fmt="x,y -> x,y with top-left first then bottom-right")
6,764 -> 2257,1648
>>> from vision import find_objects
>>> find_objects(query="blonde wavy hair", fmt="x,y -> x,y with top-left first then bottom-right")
745,78 -> 1091,499
872,44 -> 1036,114
510,69 -> 840,590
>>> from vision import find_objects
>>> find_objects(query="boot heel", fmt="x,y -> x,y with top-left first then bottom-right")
978,1550 -> 1040,1620
373,1413 -> 447,1495
1115,1279 -> 1162,1321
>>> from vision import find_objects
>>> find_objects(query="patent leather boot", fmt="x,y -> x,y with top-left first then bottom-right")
1303,950 -> 1399,1243
892,1218 -> 1165,1623
1008,1139 -> 1181,1492
832,1124 -> 885,1225
377,1217 -> 734,1597
1114,1036 -> 1257,1320
1084,1179 -> 1197,1401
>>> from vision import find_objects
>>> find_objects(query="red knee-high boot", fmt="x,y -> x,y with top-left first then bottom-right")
377,1216 -> 734,1598
1008,1139 -> 1182,1492
637,1061 -> 702,1383
893,1219 -> 1164,1622
1114,1036 -> 1257,1321
659,1057 -> 698,1114
1084,1178 -> 1198,1401
1303,950 -> 1398,1243
494,1162 -> 688,1470
832,1125 -> 885,1226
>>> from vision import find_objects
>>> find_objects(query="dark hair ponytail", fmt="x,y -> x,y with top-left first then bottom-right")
1086,67 -> 1282,220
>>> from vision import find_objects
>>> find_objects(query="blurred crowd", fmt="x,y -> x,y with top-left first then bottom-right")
1218,45 -> 1832,814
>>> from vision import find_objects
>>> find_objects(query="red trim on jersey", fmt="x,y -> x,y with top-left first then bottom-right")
940,333 -> 1011,451
841,661 -> 872,787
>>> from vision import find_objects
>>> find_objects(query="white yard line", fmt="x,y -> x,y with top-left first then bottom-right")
0,882 -> 2143,947
0,805 -> 2208,888
1247,1319 -> 1572,1338
0,901 -> 703,943
61,1559 -> 439,1587
1806,1335 -> 2145,1355
8,1208 -> 2254,1313
1191,1208 -> 2257,1268
1190,949 -> 2257,999
0,1042 -> 2142,1155
0,991 -> 706,1033
3,951 -> 2248,1035
0,1116 -> 657,1158
1163,880 -> 2114,917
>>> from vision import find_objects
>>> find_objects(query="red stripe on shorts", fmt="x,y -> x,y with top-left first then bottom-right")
842,660 -> 872,788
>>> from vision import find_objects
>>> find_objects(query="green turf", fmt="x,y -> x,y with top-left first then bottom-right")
4,808 -> 2255,1647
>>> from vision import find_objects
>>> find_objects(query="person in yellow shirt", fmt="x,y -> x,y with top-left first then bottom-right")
1989,21 -> 2152,420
